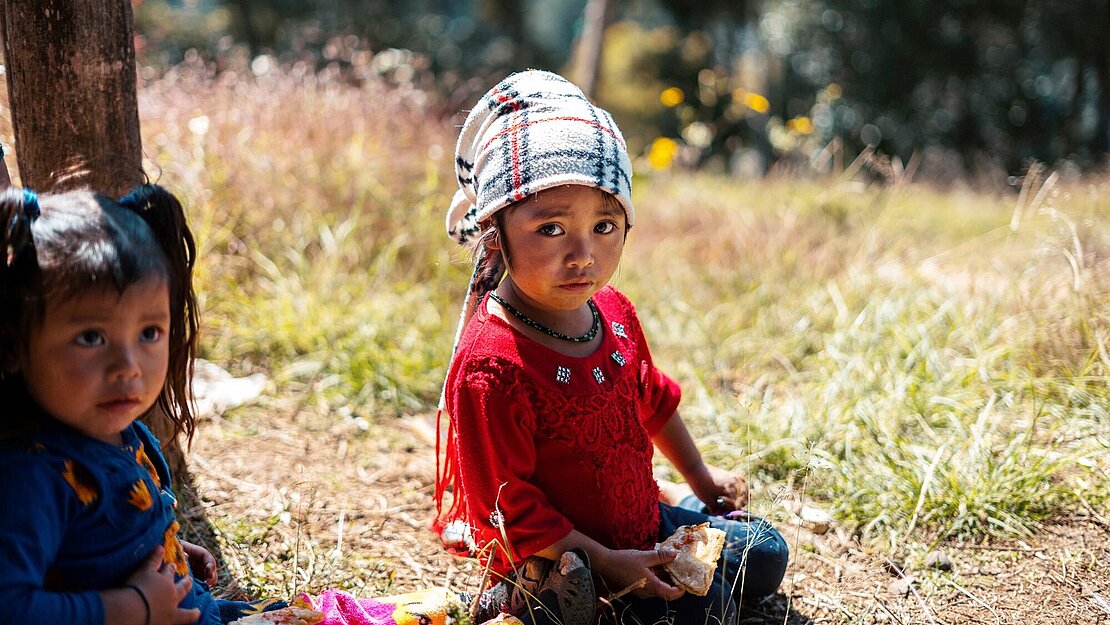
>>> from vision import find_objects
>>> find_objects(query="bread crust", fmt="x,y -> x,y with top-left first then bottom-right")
657,523 -> 726,596
228,606 -> 325,625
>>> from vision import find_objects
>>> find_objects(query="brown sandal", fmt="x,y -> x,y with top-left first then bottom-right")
475,549 -> 596,625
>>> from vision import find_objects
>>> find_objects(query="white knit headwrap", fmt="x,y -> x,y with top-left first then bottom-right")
446,69 -> 634,245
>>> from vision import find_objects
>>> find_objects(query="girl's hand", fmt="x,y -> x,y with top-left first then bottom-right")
596,547 -> 685,600
690,464 -> 750,514
126,546 -> 201,625
181,540 -> 218,587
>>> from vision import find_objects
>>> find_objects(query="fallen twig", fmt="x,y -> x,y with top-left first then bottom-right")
884,558 -> 940,625
1077,494 -> 1110,532
1084,583 -> 1110,616
940,577 -> 1000,622
606,577 -> 647,603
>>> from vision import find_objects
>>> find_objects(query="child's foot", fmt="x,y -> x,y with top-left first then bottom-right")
473,556 -> 551,622
473,550 -> 596,625
657,478 -> 694,506
527,549 -> 595,625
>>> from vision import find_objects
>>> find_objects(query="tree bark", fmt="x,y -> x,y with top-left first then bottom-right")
1,0 -> 143,197
1,0 -> 189,482
575,0 -> 616,100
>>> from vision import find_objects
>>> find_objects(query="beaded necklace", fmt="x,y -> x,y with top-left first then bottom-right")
488,291 -> 600,343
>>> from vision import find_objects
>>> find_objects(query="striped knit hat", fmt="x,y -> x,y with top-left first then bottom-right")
446,69 -> 634,246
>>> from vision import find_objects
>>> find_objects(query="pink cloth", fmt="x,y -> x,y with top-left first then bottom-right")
295,588 -> 459,625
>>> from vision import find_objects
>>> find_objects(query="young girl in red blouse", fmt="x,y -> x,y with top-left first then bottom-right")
434,70 -> 788,625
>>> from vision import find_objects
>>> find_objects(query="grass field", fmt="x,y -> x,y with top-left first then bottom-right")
142,65 -> 1108,538
8,62 -> 1107,622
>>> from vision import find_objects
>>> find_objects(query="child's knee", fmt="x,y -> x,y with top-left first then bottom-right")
721,520 -> 789,600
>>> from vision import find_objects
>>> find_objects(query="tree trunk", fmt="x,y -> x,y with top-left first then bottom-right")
1,0 -> 143,197
575,0 -> 616,99
1,0 -> 189,482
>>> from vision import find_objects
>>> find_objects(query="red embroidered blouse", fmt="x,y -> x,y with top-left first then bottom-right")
435,287 -> 682,574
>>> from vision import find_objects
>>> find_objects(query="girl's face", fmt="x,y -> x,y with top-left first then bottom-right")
18,279 -> 170,446
496,185 -> 626,313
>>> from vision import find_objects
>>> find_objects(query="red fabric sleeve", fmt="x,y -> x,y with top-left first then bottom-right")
452,362 -> 574,567
615,290 -> 681,436
639,366 -> 681,437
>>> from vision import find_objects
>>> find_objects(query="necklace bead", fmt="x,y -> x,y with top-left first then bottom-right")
488,292 -> 600,343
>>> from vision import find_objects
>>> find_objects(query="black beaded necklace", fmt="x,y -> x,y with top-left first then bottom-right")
488,291 -> 600,343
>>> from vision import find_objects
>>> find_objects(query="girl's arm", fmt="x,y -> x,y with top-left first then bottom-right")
100,588 -> 151,625
0,457 -> 104,625
651,411 -> 749,512
534,530 -> 685,601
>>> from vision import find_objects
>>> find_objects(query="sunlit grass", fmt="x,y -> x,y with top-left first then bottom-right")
136,63 -> 1109,573
629,173 -> 1110,546
140,65 -> 464,417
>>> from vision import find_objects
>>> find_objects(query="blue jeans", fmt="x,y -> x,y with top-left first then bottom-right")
599,498 -> 789,625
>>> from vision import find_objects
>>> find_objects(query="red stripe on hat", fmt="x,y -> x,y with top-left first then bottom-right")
493,88 -> 523,110
488,88 -> 527,200
510,109 -> 524,200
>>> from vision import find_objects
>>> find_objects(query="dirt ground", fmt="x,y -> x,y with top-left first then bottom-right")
179,401 -> 1110,625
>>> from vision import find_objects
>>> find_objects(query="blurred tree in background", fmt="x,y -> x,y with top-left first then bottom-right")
777,0 -> 1110,177
130,0 -> 1110,178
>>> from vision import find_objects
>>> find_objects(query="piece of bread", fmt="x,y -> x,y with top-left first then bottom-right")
479,614 -> 526,624
228,606 -> 326,625
657,523 -> 726,596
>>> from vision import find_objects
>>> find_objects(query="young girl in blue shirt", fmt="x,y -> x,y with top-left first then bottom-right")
0,185 -> 286,625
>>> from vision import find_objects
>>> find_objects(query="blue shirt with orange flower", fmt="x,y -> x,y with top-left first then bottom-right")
0,419 -> 220,625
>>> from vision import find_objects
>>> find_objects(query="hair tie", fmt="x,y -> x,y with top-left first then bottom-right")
21,189 -> 39,219
118,187 -> 142,211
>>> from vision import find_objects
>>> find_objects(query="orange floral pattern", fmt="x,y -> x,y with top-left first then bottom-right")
128,479 -> 153,511
61,459 -> 98,505
134,443 -> 161,487
163,521 -> 189,576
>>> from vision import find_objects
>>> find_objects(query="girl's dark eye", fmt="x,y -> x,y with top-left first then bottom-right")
539,224 -> 565,236
140,327 -> 163,343
596,221 -> 617,234
75,331 -> 105,347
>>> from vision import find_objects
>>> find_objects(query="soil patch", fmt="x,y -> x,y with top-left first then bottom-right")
183,403 -> 1110,624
